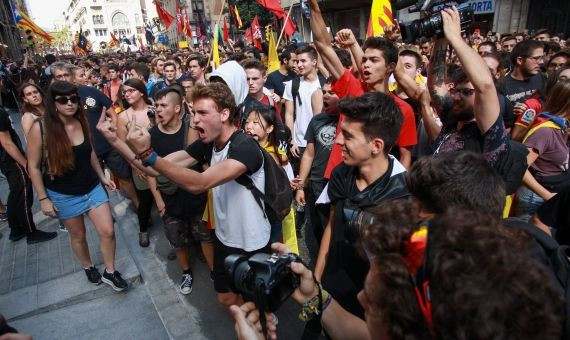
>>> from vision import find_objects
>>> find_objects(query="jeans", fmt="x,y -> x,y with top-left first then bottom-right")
516,186 -> 545,221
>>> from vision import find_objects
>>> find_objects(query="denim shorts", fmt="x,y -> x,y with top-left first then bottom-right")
47,184 -> 109,220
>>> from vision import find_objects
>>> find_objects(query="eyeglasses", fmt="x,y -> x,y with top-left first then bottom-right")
122,88 -> 138,96
54,95 -> 80,104
449,88 -> 476,96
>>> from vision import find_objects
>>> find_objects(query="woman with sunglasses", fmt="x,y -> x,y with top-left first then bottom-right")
116,78 -> 157,247
26,81 -> 128,291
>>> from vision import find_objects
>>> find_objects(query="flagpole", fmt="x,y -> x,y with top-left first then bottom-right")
207,0 -> 228,67
276,0 -> 295,48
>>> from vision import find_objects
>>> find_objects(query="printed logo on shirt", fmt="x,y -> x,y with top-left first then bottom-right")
317,125 -> 337,150
521,109 -> 536,125
85,97 -> 97,107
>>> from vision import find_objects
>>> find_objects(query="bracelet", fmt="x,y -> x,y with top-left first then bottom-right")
39,197 -> 49,201
298,289 -> 332,321
135,147 -> 154,161
142,152 -> 158,167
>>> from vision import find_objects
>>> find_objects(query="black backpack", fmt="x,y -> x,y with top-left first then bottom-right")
504,218 -> 570,339
230,132 -> 293,224
290,75 -> 326,116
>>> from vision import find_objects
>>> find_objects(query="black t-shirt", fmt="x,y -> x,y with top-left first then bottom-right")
304,113 -> 338,180
185,130 -> 263,175
44,138 -> 99,195
78,85 -> 113,156
538,187 -> 570,245
497,73 -> 544,105
265,70 -> 295,97
0,107 -> 24,164
149,123 -> 206,219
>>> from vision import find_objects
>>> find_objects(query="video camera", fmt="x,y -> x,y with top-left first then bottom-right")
395,0 -> 475,43
225,252 -> 301,312
343,206 -> 379,244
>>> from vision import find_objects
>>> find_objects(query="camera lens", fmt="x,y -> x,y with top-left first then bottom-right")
224,254 -> 251,293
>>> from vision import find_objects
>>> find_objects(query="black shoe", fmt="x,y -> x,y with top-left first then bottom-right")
9,231 -> 26,242
0,212 -> 7,222
27,230 -> 58,244
84,266 -> 102,284
102,269 -> 128,292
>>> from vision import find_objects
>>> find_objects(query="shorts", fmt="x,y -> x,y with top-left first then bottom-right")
47,184 -> 109,220
162,214 -> 212,249
98,149 -> 130,179
212,234 -> 271,293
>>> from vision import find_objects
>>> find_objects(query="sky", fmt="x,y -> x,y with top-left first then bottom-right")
26,0 -> 67,31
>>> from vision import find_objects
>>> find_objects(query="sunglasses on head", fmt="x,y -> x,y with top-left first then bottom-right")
54,95 -> 80,105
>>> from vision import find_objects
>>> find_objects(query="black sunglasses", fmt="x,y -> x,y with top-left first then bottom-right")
54,95 -> 80,104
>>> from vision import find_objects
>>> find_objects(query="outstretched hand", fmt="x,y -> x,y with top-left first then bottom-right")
96,107 -> 118,144
125,115 -> 151,155
441,7 -> 462,43
335,29 -> 357,48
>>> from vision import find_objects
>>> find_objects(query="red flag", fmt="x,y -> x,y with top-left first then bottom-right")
155,0 -> 175,29
175,1 -> 183,33
251,16 -> 262,49
183,9 -> 192,39
245,27 -> 252,43
254,0 -> 296,36
223,17 -> 229,42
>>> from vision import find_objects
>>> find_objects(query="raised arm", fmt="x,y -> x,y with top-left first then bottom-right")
442,7 -> 499,133
307,0 -> 345,80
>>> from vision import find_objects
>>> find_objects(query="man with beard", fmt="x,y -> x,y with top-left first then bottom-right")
265,48 -> 297,98
498,40 -> 545,108
425,8 -> 508,165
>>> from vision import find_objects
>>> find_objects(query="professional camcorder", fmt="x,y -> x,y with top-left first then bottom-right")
225,252 -> 301,312
343,206 -> 379,244
396,0 -> 474,43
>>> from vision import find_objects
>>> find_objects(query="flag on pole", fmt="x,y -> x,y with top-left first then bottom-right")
231,4 -> 243,28
155,0 -> 175,29
267,27 -> 279,73
197,11 -> 210,40
183,9 -> 192,39
78,28 -> 88,50
145,24 -> 155,44
212,23 -> 221,68
175,1 -> 183,33
251,16 -> 263,50
11,2 -> 53,43
254,0 -> 296,36
366,0 -> 393,37
223,17 -> 229,42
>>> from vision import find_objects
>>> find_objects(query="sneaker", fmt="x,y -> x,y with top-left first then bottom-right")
0,212 -> 7,221
102,269 -> 128,292
27,230 -> 58,244
9,231 -> 26,242
179,272 -> 193,295
58,223 -> 67,232
84,266 -> 102,284
139,232 -> 149,247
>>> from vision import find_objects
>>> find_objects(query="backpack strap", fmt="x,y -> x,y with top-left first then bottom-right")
523,120 -> 562,143
182,113 -> 191,148
291,77 -> 301,107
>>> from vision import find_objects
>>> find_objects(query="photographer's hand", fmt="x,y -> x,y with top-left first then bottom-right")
272,243 -> 320,305
230,302 -> 277,340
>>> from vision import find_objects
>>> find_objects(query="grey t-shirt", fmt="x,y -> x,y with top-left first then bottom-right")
525,126 -> 569,177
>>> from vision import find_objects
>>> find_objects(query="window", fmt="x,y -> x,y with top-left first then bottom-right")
112,12 -> 129,27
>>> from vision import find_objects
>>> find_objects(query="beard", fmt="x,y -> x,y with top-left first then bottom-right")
451,108 -> 475,122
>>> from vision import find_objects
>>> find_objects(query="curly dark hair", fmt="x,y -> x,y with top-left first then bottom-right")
361,200 -> 564,340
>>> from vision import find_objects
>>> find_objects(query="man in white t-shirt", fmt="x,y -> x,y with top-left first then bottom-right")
97,82 -> 271,309
283,45 -> 323,161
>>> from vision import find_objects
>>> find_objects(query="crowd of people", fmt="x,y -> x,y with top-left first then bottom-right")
1,2 -> 570,339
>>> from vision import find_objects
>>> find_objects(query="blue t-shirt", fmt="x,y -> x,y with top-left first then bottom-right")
78,85 -> 112,156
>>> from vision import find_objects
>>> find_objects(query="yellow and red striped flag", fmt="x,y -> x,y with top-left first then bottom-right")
366,0 -> 393,38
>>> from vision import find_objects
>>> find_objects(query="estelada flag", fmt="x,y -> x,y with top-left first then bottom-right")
11,3 -> 53,43
366,0 -> 393,37
175,1 -> 183,33
232,5 -> 243,28
255,0 -> 296,36
155,0 -> 175,29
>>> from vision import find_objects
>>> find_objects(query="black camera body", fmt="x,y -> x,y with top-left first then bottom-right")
400,2 -> 474,43
225,252 -> 301,312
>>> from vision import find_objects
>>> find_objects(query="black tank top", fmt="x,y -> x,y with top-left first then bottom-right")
44,138 -> 99,195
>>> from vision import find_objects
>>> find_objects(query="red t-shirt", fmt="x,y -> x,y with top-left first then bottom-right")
514,98 -> 543,128
324,69 -> 418,178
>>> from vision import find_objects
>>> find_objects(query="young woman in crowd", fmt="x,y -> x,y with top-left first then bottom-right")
116,78 -> 157,247
243,105 -> 298,251
26,80 -> 128,291
517,79 -> 570,220
19,83 -> 45,138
